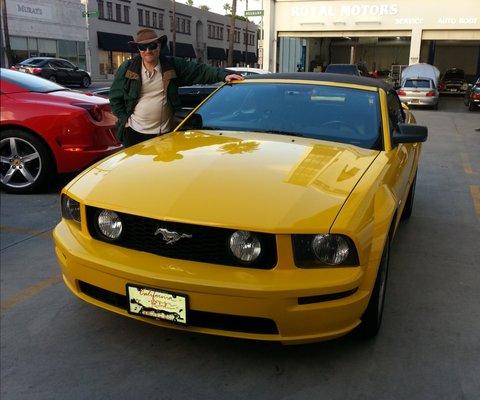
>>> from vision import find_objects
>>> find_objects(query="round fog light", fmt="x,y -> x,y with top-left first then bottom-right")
229,231 -> 261,263
312,234 -> 350,265
97,210 -> 123,240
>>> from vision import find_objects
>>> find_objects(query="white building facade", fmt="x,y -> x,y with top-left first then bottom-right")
261,0 -> 480,77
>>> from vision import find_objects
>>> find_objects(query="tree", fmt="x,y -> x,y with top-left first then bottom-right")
227,0 -> 237,66
223,3 -> 231,14
199,5 -> 209,11
186,0 -> 194,5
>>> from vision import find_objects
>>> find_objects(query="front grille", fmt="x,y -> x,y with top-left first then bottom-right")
86,207 -> 277,269
78,281 -> 279,335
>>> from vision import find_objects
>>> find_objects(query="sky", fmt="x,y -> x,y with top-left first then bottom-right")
176,0 -> 264,24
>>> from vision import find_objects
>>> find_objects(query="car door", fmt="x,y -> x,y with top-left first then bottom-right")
387,91 -> 417,206
48,60 -> 69,84
61,60 -> 82,84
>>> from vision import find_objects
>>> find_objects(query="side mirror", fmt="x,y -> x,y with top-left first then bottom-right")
392,123 -> 428,145
74,66 -> 79,71
179,112 -> 203,130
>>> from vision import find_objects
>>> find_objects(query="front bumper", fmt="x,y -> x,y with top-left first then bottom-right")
53,221 -> 379,344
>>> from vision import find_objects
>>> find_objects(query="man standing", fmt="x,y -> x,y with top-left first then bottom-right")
109,28 -> 243,147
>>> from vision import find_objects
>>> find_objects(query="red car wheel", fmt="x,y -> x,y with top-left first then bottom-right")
0,129 -> 54,193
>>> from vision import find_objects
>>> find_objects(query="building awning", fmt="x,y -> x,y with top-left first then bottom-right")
169,42 -> 196,58
207,46 -> 227,60
226,49 -> 244,63
243,51 -> 258,62
97,32 -> 134,53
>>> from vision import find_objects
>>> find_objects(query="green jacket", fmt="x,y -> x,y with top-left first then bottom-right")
109,55 -> 229,141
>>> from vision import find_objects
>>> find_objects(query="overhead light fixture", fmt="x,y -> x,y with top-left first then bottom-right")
345,36 -> 351,40
396,36 -> 401,40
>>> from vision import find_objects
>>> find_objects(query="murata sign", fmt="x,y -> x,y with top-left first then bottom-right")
7,1 -> 53,21
291,4 -> 399,17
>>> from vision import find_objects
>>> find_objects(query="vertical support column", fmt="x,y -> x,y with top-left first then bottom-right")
427,40 -> 436,65
262,0 -> 276,72
409,27 -> 422,65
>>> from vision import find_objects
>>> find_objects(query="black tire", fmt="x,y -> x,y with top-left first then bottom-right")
401,172 -> 417,220
49,75 -> 57,83
432,103 -> 438,110
356,235 -> 390,339
469,102 -> 477,111
0,129 -> 54,194
81,75 -> 91,88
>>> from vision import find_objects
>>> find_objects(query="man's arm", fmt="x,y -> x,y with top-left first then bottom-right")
109,62 -> 129,120
173,58 -> 241,87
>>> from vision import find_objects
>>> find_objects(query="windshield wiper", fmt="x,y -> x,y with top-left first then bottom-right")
260,130 -> 306,138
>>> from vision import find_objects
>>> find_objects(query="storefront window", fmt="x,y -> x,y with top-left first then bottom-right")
38,38 -> 56,57
28,38 -> 38,57
10,36 -> 28,64
98,50 -> 110,75
58,40 -> 78,65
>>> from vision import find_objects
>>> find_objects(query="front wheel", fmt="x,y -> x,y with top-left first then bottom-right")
0,130 -> 54,193
356,235 -> 390,339
81,75 -> 91,88
469,102 -> 477,111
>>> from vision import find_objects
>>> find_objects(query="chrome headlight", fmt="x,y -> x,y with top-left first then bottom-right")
229,231 -> 261,263
311,234 -> 351,265
61,194 -> 81,223
97,210 -> 123,240
292,234 -> 359,267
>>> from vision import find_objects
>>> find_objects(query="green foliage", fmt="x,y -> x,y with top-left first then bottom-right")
199,5 -> 210,11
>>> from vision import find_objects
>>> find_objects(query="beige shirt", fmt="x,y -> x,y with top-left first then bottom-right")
127,63 -> 172,134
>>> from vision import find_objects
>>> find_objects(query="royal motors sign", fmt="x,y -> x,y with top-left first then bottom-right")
291,3 -> 399,17
7,1 -> 53,21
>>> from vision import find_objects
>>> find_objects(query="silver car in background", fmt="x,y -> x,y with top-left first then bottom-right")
397,78 -> 439,110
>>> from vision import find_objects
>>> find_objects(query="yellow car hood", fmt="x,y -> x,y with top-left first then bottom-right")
68,131 -> 379,233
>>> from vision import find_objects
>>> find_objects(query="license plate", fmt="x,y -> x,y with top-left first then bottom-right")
410,99 -> 419,103
19,67 -> 27,72
127,284 -> 188,324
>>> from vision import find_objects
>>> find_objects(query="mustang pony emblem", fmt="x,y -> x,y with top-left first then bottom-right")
154,228 -> 192,244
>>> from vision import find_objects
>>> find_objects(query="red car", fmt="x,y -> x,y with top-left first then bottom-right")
1,68 -> 122,193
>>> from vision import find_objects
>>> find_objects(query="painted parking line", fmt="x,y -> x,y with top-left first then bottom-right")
1,275 -> 62,312
471,186 -> 480,222
0,225 -> 46,235
460,153 -> 474,175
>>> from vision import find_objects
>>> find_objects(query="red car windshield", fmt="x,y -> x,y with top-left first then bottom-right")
1,68 -> 66,93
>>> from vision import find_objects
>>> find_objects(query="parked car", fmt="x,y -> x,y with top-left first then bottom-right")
178,67 -> 271,108
438,68 -> 468,94
463,77 -> 480,111
397,78 -> 439,109
226,67 -> 271,77
54,73 -> 427,343
91,87 -> 110,98
11,57 -> 91,87
0,69 -> 122,193
325,64 -> 371,77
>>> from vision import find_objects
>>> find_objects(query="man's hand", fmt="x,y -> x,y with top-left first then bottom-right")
225,74 -> 244,83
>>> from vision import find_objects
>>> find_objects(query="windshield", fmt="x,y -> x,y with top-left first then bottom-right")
444,70 -> 465,79
180,82 -> 382,150
404,79 -> 432,89
19,58 -> 46,66
1,68 -> 66,92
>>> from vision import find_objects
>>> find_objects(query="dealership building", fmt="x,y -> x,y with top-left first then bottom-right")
261,0 -> 480,78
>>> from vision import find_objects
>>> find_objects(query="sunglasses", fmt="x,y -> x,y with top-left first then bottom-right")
137,42 -> 159,52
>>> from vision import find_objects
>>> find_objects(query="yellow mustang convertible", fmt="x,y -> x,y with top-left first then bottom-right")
54,73 -> 427,343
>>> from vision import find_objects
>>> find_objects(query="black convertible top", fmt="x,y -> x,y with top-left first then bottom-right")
246,72 -> 393,91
